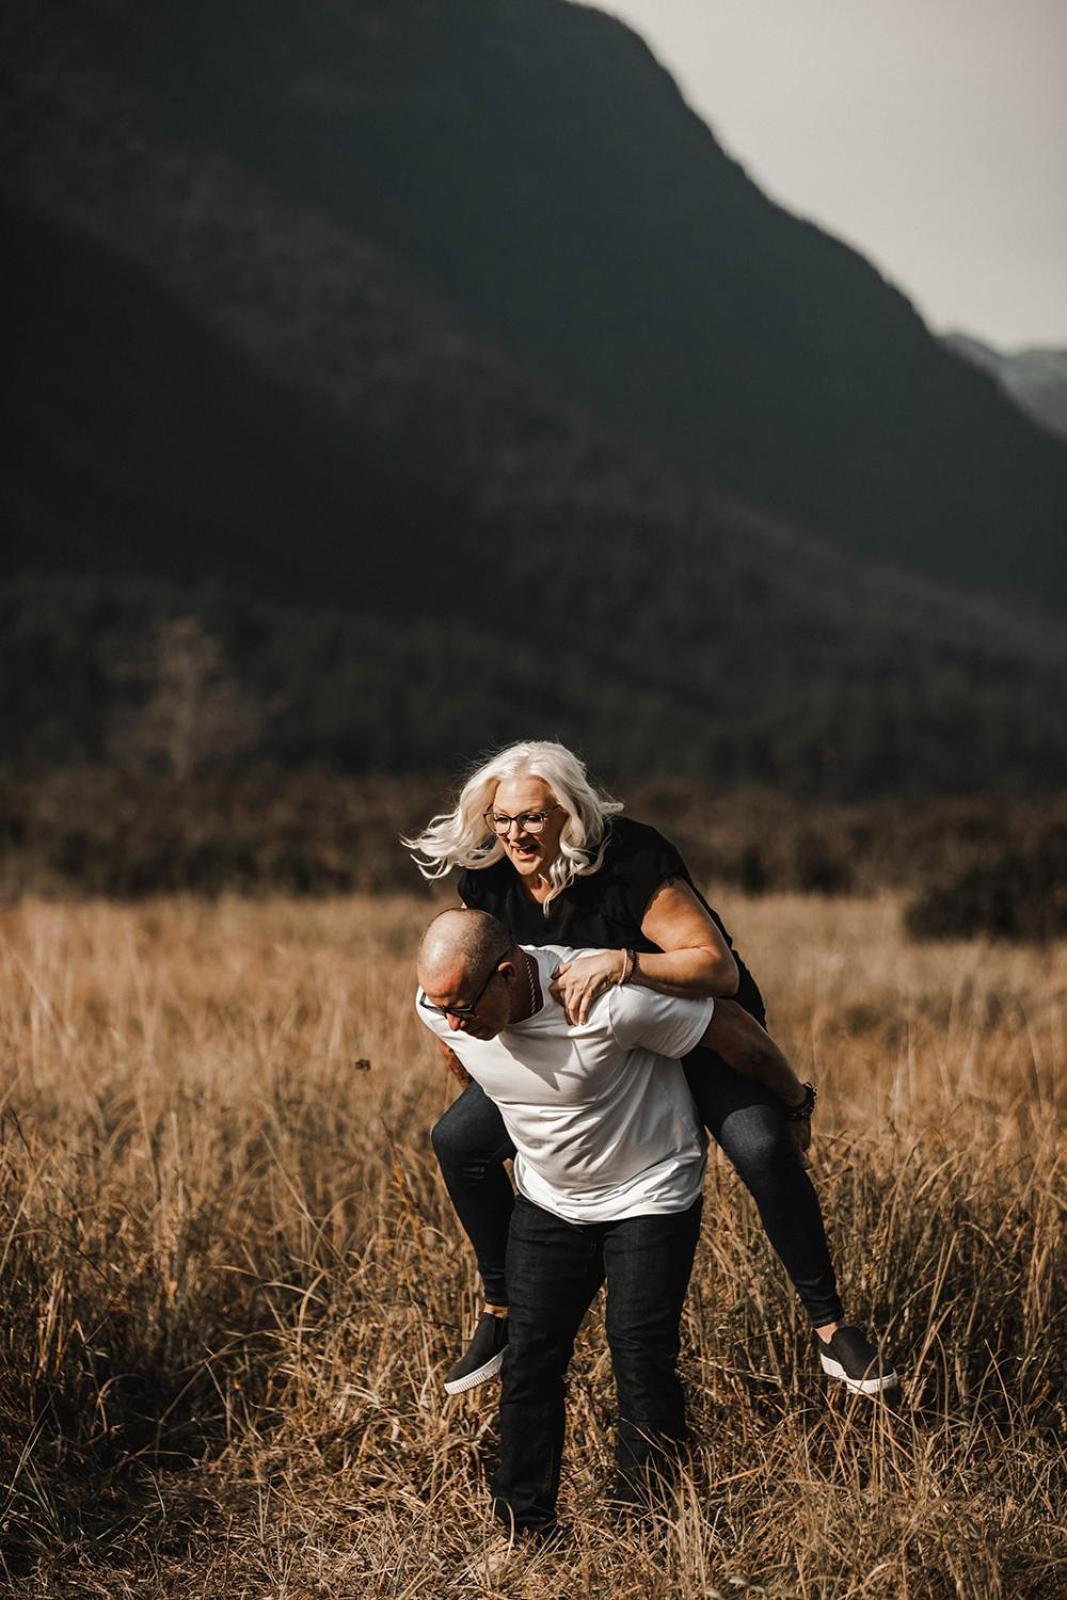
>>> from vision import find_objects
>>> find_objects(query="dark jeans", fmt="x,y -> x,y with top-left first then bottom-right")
492,1194 -> 703,1531
431,1049 -> 843,1326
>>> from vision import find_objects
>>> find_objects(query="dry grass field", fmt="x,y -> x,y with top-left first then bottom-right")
1,890 -> 1064,1598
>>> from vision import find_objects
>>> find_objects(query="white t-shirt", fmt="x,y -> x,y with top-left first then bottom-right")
417,944 -> 713,1223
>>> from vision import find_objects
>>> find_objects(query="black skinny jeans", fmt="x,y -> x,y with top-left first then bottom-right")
431,1048 -> 843,1327
493,1194 -> 703,1531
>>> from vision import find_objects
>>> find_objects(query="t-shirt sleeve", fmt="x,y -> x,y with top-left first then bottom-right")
606,983 -> 714,1060
616,826 -> 690,930
416,991 -> 486,1088
416,990 -> 446,1038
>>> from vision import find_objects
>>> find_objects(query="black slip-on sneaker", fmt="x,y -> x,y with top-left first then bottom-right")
819,1325 -> 899,1396
443,1311 -> 509,1395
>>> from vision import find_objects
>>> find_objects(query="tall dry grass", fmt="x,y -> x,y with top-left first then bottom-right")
0,892 -> 1063,1598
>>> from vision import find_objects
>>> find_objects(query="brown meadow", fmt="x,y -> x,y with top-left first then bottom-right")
1,891 -> 1064,1597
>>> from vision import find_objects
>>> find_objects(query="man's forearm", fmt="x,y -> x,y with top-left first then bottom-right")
697,999 -> 806,1107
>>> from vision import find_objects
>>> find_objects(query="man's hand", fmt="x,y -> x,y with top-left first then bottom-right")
550,950 -> 627,1025
787,1115 -> 812,1159
435,1035 -> 472,1088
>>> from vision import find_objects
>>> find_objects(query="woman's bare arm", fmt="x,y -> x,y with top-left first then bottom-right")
634,878 -> 740,996
553,878 -> 738,1023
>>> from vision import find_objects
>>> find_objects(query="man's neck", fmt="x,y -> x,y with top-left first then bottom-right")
508,949 -> 542,1025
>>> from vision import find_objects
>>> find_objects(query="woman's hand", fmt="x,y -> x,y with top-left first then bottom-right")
550,950 -> 628,1025
787,1115 -> 812,1158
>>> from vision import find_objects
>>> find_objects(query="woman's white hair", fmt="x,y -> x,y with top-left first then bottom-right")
403,740 -> 624,910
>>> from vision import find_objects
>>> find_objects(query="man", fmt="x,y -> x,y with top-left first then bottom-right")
416,909 -> 894,1537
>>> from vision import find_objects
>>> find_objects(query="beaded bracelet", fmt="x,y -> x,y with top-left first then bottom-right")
784,1081 -> 816,1121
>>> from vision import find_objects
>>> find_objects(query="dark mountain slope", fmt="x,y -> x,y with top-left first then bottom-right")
3,204 -> 448,604
90,0 -> 1067,608
944,334 -> 1067,443
2,196 -> 1065,792
2,3 -> 1065,791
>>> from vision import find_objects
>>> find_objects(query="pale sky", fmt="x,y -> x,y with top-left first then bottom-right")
591,0 -> 1066,349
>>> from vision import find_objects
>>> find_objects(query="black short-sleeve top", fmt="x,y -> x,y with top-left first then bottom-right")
458,815 -> 765,1024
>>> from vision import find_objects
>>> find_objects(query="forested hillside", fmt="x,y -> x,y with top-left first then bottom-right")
5,563 -> 1066,793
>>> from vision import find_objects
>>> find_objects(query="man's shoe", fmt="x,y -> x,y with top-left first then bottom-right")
463,1532 -> 521,1585
604,1473 -> 652,1524
819,1326 -> 899,1396
443,1311 -> 508,1395
604,1457 -> 675,1517
462,1524 -> 561,1582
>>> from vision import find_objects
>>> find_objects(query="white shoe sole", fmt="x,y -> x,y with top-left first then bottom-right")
443,1348 -> 506,1395
820,1352 -> 900,1395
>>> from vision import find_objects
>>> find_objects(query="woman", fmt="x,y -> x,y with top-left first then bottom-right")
405,741 -> 895,1398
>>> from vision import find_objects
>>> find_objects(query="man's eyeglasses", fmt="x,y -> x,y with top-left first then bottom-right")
483,805 -> 562,837
419,961 -> 505,1020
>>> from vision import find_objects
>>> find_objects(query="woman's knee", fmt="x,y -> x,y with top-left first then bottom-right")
430,1104 -> 463,1169
717,1106 -> 795,1187
431,1095 -> 512,1181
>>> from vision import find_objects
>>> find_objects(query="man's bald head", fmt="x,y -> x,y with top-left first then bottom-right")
417,908 -> 515,994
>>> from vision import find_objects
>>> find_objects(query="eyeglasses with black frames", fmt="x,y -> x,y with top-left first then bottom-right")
418,960 -> 505,1020
483,805 -> 563,837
